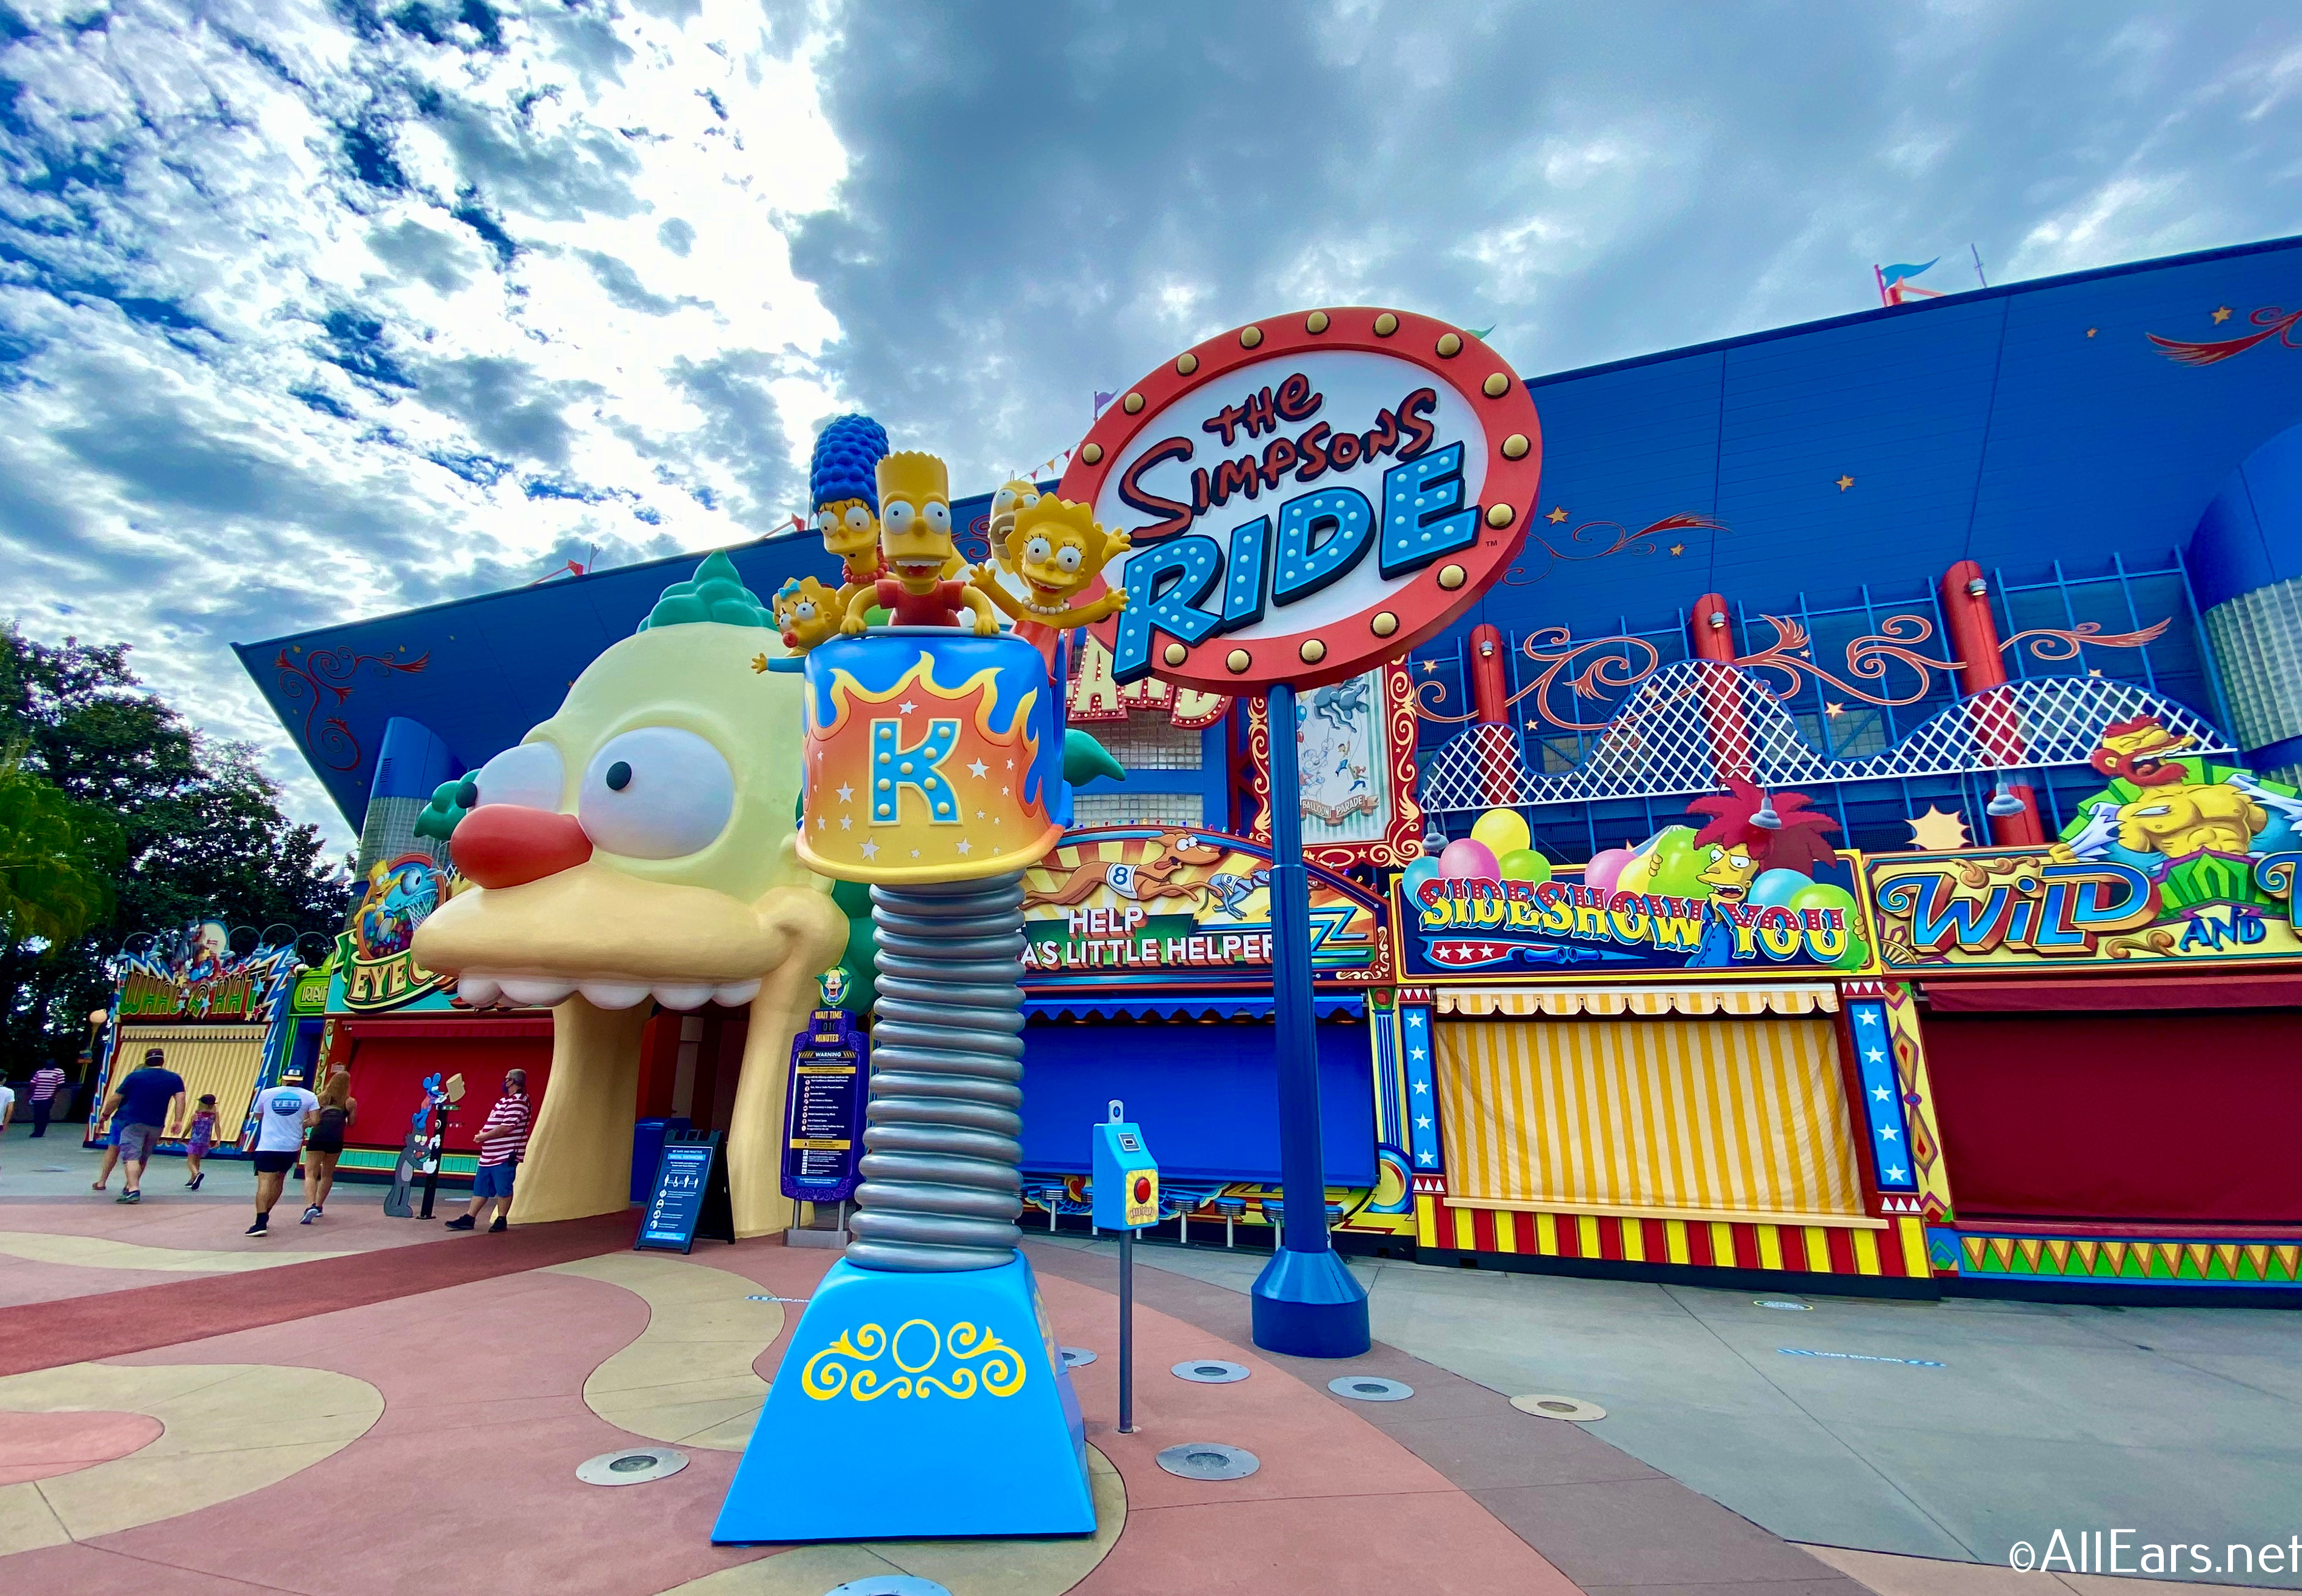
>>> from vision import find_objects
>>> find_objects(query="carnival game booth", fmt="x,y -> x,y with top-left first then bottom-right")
1865,731 -> 2302,1298
92,923 -> 322,1161
1012,826 -> 1418,1250
1390,798 -> 1943,1294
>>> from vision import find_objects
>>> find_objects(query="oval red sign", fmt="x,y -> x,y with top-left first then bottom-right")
1065,307 -> 1540,692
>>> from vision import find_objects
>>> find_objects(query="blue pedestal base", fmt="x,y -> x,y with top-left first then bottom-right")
1250,1246 -> 1371,1357
713,1254 -> 1095,1543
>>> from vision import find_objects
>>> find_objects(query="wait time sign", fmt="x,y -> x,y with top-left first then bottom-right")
1064,307 -> 1542,693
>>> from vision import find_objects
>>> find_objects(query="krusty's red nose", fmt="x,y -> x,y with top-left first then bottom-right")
452,806 -> 593,889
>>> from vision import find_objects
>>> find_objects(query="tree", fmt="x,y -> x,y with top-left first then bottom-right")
0,747 -> 121,945
0,623 -> 355,1074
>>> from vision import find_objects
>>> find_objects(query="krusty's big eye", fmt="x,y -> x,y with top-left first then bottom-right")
578,727 -> 734,858
843,506 -> 871,532
470,741 -> 565,811
923,502 -> 952,533
1055,545 -> 1084,572
1024,536 -> 1052,563
882,501 -> 915,534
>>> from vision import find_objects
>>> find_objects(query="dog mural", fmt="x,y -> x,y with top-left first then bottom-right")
1021,832 -> 1227,911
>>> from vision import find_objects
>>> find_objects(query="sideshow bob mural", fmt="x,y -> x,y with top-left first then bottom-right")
1398,783 -> 1872,977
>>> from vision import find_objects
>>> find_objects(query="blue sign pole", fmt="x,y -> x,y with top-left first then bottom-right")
1249,683 -> 1370,1357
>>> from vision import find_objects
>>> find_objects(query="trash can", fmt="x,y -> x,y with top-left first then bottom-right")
630,1116 -> 692,1203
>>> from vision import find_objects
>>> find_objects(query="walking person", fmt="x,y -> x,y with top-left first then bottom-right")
299,1070 -> 356,1223
98,1047 -> 185,1205
91,1118 -> 121,1192
444,1068 -> 529,1233
183,1093 -> 219,1189
246,1075 -> 318,1237
0,1080 -> 14,1175
27,1062 -> 65,1138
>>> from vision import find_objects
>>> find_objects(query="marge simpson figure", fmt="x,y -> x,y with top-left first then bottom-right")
841,452 -> 1001,635
810,413 -> 891,607
972,496 -> 1130,632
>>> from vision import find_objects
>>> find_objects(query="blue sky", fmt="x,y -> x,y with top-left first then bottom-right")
5,1 -> 2301,844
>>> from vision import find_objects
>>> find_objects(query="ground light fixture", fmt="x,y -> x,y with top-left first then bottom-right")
1155,1443 -> 1261,1481
1510,1394 -> 1608,1421
1329,1375 -> 1414,1401
1171,1358 -> 1250,1383
575,1447 -> 688,1485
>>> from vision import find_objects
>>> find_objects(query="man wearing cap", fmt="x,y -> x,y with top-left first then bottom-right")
97,1047 -> 185,1205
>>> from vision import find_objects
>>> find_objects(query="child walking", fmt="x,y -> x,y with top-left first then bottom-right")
183,1094 -> 218,1190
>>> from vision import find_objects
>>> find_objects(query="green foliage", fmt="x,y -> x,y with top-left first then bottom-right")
0,623 -> 355,1072
0,747 -> 122,946
637,550 -> 772,632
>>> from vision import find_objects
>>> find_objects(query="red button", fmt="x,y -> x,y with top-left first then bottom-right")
1132,1175 -> 1152,1204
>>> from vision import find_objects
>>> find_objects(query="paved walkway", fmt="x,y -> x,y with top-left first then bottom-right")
1049,1235 -> 2302,1591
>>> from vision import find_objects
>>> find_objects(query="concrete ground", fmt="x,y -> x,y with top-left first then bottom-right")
1049,1234 -> 2302,1590
3,1118 -> 2297,1594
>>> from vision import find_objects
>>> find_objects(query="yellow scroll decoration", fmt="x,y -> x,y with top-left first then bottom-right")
801,1318 -> 1028,1402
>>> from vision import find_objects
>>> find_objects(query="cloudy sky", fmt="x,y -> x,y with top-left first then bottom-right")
5,0 -> 2301,846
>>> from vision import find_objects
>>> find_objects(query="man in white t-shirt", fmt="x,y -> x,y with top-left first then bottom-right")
247,1078 -> 318,1237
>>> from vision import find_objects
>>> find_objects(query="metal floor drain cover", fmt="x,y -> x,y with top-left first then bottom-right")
1059,1345 -> 1098,1367
1755,1298 -> 1813,1311
823,1579 -> 952,1596
1172,1358 -> 1250,1384
1510,1393 -> 1606,1422
1156,1441 -> 1260,1480
576,1446 -> 689,1484
1329,1375 -> 1413,1402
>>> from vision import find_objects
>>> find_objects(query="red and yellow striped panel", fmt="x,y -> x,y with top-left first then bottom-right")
1430,1199 -> 1935,1280
1434,1015 -> 1866,1224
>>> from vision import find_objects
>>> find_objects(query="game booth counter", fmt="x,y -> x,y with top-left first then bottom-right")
1390,732 -> 2302,1301
87,921 -> 327,1161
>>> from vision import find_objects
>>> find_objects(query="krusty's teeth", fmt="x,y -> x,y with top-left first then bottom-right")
498,977 -> 575,1007
456,975 -> 501,1007
650,984 -> 715,1011
577,980 -> 651,1010
713,980 -> 762,1006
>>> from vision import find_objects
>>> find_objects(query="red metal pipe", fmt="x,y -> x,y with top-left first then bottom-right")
1940,560 -> 2044,846
1467,624 -> 1519,804
1688,593 -> 1752,782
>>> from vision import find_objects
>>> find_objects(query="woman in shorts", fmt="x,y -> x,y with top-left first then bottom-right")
300,1069 -> 356,1223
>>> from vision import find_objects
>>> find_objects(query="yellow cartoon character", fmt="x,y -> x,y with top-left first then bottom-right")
809,413 -> 890,606
771,576 -> 842,655
987,477 -> 1041,546
973,496 -> 1130,630
839,451 -> 999,636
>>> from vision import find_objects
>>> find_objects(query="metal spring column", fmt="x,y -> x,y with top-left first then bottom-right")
848,872 -> 1027,1271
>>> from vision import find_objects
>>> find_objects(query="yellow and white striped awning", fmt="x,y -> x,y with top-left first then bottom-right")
1432,984 -> 1838,1018
1435,1013 -> 1868,1227
115,1023 -> 271,1142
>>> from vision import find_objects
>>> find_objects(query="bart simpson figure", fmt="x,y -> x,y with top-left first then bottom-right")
841,452 -> 1000,635
972,496 -> 1130,630
810,414 -> 890,606
772,576 -> 843,655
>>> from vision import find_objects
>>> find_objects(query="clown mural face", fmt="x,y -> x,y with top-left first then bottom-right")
412,550 -> 846,1235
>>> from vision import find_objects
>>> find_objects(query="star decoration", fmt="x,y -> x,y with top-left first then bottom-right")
1417,1150 -> 1435,1165
2213,305 -> 2234,323
1667,543 -> 1686,556
967,759 -> 988,778
1413,1081 -> 1429,1094
1904,805 -> 1969,851
1884,1166 -> 1907,1183
2086,327 -> 2097,337
815,814 -> 827,830
1856,1010 -> 1879,1026
1546,506 -> 1569,524
1824,701 -> 1846,718
1409,1047 -> 1426,1061
2087,668 -> 2101,678
1872,1084 -> 1892,1101
836,784 -> 853,803
839,816 -> 852,830
910,848 -> 921,858
1419,659 -> 1438,673
1866,1047 -> 1885,1063
1878,1126 -> 1899,1142
1835,474 -> 1855,492
1415,1115 -> 1432,1129
859,840 -> 880,860
956,838 -> 972,855
899,700 -> 916,715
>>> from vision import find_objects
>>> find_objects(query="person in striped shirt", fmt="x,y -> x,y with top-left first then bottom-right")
27,1063 -> 67,1138
445,1069 -> 530,1233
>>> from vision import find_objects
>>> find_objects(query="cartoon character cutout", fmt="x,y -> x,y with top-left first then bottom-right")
809,414 -> 890,606
2052,713 -> 2285,866
840,451 -> 1000,636
973,496 -> 1130,632
987,478 -> 1042,546
1683,778 -> 1840,906
771,576 -> 842,656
